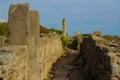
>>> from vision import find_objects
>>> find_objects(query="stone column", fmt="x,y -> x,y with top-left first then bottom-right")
8,3 -> 41,80
62,18 -> 67,38
28,11 -> 40,80
8,3 -> 29,45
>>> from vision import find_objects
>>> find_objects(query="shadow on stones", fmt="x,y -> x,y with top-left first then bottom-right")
0,78 -> 3,80
75,37 -> 112,80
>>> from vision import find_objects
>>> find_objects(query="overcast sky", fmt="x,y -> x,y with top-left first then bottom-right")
0,0 -> 120,36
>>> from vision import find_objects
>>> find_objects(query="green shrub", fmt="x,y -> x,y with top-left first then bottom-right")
49,28 -> 62,35
103,35 -> 120,41
40,25 -> 62,35
0,22 -> 8,36
61,37 -> 71,47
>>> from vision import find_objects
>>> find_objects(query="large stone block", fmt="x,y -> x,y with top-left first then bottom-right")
27,10 -> 40,80
39,36 -> 63,80
8,3 -> 29,45
0,45 -> 28,80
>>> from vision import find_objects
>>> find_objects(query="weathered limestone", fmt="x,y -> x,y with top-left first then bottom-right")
91,31 -> 108,46
92,31 -> 102,37
28,11 -> 40,80
0,50 -> 12,80
0,36 -> 5,48
74,32 -> 82,52
0,45 -> 28,80
8,4 -> 41,80
8,3 -> 29,45
62,18 -> 67,38
77,31 -> 120,80
39,36 -> 63,80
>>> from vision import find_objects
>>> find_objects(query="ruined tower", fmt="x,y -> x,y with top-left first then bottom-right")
62,18 -> 67,38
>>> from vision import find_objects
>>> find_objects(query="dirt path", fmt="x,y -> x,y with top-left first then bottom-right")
49,52 -> 85,80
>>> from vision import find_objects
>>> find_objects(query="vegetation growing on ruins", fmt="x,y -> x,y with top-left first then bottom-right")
103,35 -> 120,41
40,25 -> 71,48
40,25 -> 49,34
0,22 -> 8,36
81,34 -> 120,41
1,22 -> 119,48
61,37 -> 72,47
40,25 -> 62,35
49,28 -> 62,35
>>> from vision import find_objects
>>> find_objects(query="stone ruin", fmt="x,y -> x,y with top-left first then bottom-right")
62,18 -> 67,38
0,3 -> 63,80
0,3 -> 120,80
75,31 -> 120,80
74,32 -> 82,52
91,31 -> 102,37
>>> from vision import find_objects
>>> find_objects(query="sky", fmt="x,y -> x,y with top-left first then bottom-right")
0,0 -> 120,36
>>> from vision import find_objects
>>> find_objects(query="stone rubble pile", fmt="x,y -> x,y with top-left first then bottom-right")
75,31 -> 120,80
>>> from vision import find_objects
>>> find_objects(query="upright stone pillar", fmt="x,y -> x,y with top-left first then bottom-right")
28,11 -> 40,80
8,3 -> 29,45
8,3 -> 29,80
62,18 -> 67,38
8,3 -> 40,80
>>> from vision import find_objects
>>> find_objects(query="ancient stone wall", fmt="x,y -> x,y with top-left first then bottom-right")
0,45 -> 28,80
0,36 -> 63,80
78,32 -> 120,80
27,10 -> 40,80
39,36 -> 63,80
0,3 -> 63,80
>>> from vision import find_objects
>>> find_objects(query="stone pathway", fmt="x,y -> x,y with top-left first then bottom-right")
49,53 -> 84,80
